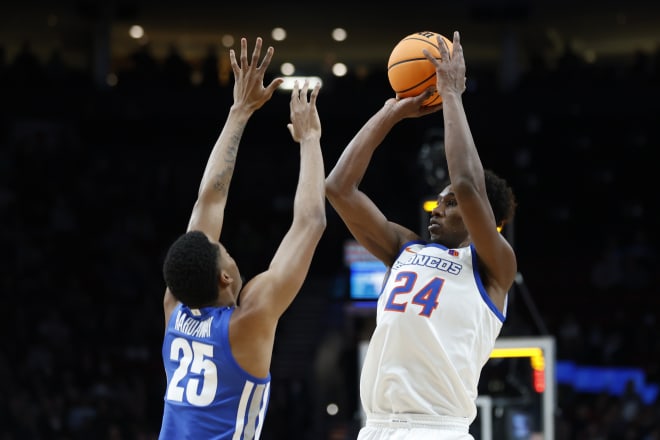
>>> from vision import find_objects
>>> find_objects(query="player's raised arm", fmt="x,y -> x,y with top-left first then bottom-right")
187,37 -> 283,240
325,92 -> 439,266
238,80 -> 326,323
163,37 -> 283,320
425,31 -> 516,299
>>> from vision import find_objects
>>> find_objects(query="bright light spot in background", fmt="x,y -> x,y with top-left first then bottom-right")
272,27 -> 287,41
280,62 -> 295,76
332,62 -> 348,77
584,50 -> 597,64
423,200 -> 438,212
278,76 -> 323,91
106,73 -> 118,87
129,25 -> 144,39
326,403 -> 339,416
332,28 -> 347,42
221,34 -> 234,48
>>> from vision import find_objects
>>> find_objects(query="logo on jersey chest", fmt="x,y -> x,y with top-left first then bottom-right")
393,249 -> 463,275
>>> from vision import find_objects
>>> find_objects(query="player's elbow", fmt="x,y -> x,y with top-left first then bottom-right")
325,176 -> 339,199
298,205 -> 327,237
309,209 -> 327,235
325,176 -> 353,205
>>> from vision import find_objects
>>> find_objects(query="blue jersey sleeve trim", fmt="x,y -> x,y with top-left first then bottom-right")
470,243 -> 507,323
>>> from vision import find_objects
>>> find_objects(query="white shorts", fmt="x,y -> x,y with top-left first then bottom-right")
357,413 -> 474,440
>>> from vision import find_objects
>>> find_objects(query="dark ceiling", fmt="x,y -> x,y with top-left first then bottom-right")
2,0 -> 660,73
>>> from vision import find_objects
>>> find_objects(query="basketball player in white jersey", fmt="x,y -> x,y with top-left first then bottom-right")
326,31 -> 517,439
159,37 -> 325,439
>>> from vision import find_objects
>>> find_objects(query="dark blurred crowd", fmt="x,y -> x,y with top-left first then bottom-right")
1,38 -> 659,439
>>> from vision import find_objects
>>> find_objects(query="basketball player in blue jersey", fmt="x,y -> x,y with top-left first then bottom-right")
326,31 -> 517,439
159,37 -> 325,440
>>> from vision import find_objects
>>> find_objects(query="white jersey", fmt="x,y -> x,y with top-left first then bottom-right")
359,241 -> 506,424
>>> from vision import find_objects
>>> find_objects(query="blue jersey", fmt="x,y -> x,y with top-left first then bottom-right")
159,304 -> 271,440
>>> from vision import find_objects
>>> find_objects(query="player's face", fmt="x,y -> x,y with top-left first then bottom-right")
428,185 -> 468,247
217,243 -> 243,299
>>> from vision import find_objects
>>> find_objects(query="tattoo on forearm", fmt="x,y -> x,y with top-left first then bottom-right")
213,169 -> 229,192
212,135 -> 240,192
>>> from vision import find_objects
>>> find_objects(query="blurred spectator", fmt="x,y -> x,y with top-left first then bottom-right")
199,43 -> 220,88
162,43 -> 192,90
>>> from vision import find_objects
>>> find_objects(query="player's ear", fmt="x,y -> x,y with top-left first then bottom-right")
219,271 -> 233,286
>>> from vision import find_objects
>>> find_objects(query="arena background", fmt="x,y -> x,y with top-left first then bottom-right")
1,0 -> 659,438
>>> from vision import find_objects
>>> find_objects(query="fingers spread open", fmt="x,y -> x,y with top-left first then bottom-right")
250,37 -> 262,68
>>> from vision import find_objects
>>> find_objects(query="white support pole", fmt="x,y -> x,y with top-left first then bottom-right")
475,395 -> 493,440
493,336 -> 556,440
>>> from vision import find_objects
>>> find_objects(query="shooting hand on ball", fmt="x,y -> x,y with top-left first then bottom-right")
384,88 -> 442,121
423,30 -> 467,99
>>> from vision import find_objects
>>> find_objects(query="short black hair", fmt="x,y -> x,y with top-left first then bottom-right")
483,169 -> 516,228
439,169 -> 516,228
163,230 -> 220,308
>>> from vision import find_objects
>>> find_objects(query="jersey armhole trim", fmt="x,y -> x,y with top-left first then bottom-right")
470,243 -> 507,323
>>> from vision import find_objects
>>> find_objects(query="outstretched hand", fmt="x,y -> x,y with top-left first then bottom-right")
423,30 -> 467,99
287,80 -> 322,142
229,37 -> 284,113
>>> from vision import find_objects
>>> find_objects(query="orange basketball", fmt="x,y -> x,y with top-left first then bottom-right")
387,31 -> 453,106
